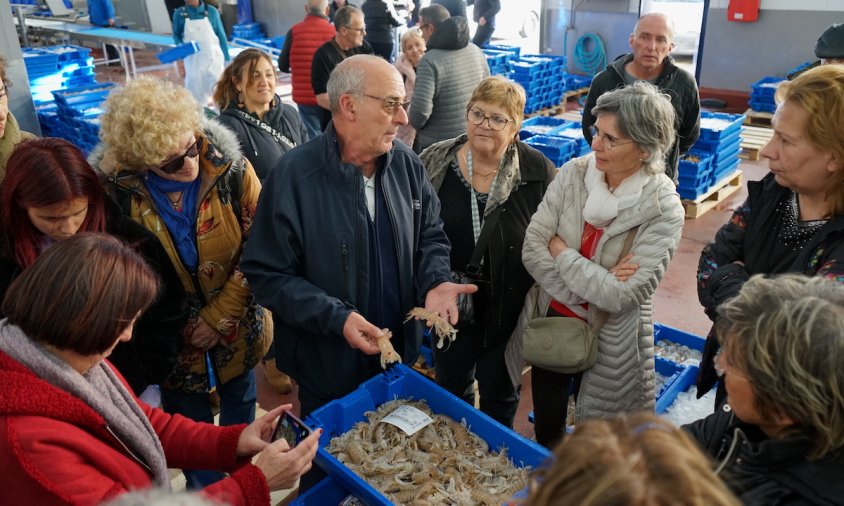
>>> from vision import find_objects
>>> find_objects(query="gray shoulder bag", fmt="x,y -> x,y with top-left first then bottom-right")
522,226 -> 639,374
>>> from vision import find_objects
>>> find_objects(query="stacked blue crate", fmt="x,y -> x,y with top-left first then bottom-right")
519,116 -> 571,140
486,44 -> 520,59
564,73 -> 593,92
510,58 -> 549,114
24,45 -> 96,105
684,111 -> 745,198
676,151 -> 713,200
483,49 -> 512,76
523,134 -> 576,167
231,22 -> 266,41
748,76 -> 784,113
550,121 -> 591,157
46,83 -> 116,154
524,53 -> 568,106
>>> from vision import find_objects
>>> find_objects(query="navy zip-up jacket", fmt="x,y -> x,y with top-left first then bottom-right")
241,123 -> 451,404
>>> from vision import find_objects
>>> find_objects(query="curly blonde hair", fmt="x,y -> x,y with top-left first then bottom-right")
99,76 -> 202,171
523,412 -> 739,506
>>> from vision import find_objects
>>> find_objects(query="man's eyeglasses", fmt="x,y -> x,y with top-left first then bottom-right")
467,108 -> 513,131
157,139 -> 200,174
589,125 -> 636,151
350,92 -> 410,114
344,25 -> 366,33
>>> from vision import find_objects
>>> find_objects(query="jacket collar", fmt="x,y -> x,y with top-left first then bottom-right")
321,122 -> 396,181
421,135 -> 525,216
608,52 -> 678,85
0,112 -> 24,160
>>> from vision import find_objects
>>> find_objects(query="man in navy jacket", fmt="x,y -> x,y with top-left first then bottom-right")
242,55 -> 474,417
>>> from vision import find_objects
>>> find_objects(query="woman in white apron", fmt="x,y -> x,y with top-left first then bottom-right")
173,0 -> 228,105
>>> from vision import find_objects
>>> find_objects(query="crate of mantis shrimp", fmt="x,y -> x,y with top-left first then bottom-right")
305,363 -> 550,505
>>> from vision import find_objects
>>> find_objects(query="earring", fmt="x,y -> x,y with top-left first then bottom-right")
237,91 -> 244,108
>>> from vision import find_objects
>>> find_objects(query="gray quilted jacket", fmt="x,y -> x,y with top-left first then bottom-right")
409,16 -> 489,150
520,154 -> 684,422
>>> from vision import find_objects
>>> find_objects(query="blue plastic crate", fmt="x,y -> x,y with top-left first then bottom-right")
655,357 -> 685,413
656,364 -> 698,414
47,44 -> 91,62
523,53 -> 566,69
750,76 -> 785,100
693,128 -> 741,153
677,177 -> 712,201
524,135 -> 576,166
156,42 -> 200,64
306,364 -> 550,506
519,116 -> 571,139
711,159 -> 741,185
678,150 -> 712,174
654,323 -> 706,353
485,44 -> 521,57
550,124 -> 590,153
22,48 -> 60,69
748,100 -> 776,113
290,477 -> 355,505
510,60 -> 546,77
698,111 -> 745,142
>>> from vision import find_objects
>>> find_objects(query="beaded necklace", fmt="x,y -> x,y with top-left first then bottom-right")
777,190 -> 829,250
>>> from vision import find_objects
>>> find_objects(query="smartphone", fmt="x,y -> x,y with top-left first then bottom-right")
272,410 -> 312,448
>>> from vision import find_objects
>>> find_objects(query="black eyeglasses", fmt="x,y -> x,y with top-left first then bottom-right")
350,92 -> 410,114
157,139 -> 200,174
344,25 -> 366,33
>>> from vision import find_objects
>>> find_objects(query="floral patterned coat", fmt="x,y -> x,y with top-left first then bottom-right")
92,119 -> 271,393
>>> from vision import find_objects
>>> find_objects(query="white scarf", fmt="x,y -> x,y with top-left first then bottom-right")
582,154 -> 650,228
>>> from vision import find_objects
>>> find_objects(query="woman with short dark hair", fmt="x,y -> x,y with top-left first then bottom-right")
0,233 -> 320,505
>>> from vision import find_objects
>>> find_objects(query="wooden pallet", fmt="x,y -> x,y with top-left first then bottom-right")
739,125 -> 774,161
560,110 -> 584,123
525,103 -> 566,118
682,170 -> 743,219
564,87 -> 589,101
743,108 -> 774,128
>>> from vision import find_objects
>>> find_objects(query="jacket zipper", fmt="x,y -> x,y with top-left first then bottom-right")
341,241 -> 350,301
381,180 -> 405,291
105,424 -> 152,473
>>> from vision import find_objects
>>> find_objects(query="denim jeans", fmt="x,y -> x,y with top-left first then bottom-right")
161,369 -> 257,489
297,104 -> 326,140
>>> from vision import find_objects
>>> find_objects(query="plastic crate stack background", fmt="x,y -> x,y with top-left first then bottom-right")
483,45 -> 518,76
231,22 -> 266,41
748,76 -> 784,113
23,45 -> 96,105
519,117 -> 591,166
678,111 -> 744,200
42,83 -> 115,155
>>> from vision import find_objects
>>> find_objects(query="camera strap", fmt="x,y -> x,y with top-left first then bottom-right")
465,205 -> 502,279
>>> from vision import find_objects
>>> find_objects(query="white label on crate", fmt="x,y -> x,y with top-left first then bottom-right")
380,405 -> 433,435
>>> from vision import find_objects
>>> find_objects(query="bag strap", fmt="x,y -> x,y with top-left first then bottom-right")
465,206 -> 503,278
591,225 -> 640,332
226,109 -> 297,151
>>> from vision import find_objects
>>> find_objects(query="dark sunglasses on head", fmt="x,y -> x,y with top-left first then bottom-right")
158,139 -> 200,174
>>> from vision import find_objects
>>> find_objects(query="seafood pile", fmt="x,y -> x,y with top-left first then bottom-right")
655,339 -> 702,365
327,399 -> 529,505
405,308 -> 458,348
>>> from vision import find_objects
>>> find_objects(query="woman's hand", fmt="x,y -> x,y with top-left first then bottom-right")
549,235 -> 568,258
609,253 -> 639,282
236,405 -> 289,457
253,428 -> 321,491
189,319 -> 224,350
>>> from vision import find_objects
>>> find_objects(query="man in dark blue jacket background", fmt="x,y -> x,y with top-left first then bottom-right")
242,55 -> 474,418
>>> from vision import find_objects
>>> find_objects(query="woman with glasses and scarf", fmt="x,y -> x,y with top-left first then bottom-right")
420,76 -> 555,429
521,81 -> 684,448
90,76 -> 271,490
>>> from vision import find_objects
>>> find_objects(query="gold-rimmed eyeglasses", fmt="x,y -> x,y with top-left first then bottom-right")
589,125 -> 636,151
467,107 -> 513,131
349,92 -> 410,114
344,25 -> 366,33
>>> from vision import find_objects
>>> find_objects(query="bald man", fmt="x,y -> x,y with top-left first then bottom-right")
583,12 -> 700,183
242,55 -> 474,417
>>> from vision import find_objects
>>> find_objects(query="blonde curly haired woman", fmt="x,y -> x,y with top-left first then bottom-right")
90,76 -> 271,490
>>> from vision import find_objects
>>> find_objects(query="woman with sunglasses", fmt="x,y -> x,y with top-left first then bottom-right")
420,76 -> 555,429
91,76 -> 271,490
521,82 -> 684,448
0,137 -> 187,396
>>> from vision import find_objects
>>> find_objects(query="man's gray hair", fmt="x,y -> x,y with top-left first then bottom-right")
307,0 -> 328,16
327,55 -> 369,113
334,4 -> 362,28
590,81 -> 676,175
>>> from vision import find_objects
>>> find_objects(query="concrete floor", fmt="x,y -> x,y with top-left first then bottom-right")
89,45 -> 772,445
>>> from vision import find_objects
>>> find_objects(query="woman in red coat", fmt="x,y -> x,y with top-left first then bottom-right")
0,233 -> 319,506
